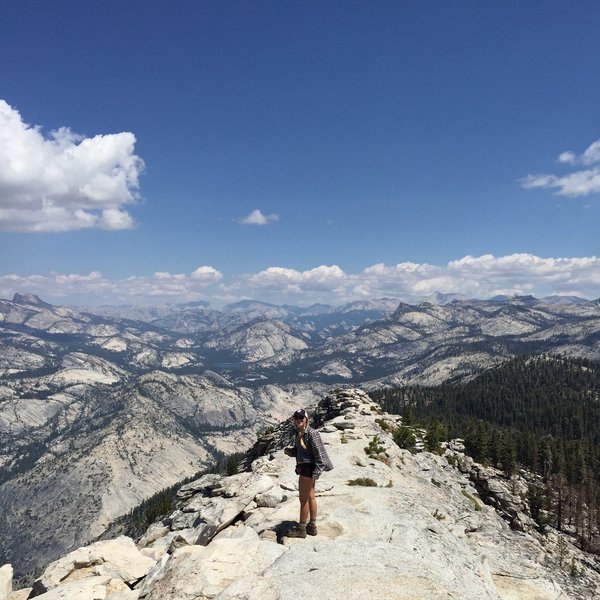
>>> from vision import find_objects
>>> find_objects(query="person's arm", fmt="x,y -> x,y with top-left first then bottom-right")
306,429 -> 333,479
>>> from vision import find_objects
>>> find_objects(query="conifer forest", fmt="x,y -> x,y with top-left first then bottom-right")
370,355 -> 600,552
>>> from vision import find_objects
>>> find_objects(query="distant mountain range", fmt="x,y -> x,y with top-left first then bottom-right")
1,291 -> 599,575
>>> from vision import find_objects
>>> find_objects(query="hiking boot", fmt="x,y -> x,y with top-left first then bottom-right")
306,523 -> 318,536
286,525 -> 307,539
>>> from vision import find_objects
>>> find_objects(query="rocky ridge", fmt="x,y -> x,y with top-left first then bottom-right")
4,389 -> 600,599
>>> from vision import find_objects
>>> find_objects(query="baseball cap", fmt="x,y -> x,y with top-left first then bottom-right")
293,408 -> 307,420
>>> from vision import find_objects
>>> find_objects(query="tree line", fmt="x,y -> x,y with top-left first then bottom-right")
369,354 -> 600,552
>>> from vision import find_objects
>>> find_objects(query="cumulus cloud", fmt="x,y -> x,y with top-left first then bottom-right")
238,209 -> 279,225
0,99 -> 144,232
191,266 -> 223,282
557,140 -> 600,166
522,138 -> 600,197
2,255 -> 599,307
245,265 -> 345,294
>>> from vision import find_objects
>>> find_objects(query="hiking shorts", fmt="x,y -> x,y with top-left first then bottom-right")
295,463 -> 315,478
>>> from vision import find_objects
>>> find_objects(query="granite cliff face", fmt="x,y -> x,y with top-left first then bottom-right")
5,389 -> 599,599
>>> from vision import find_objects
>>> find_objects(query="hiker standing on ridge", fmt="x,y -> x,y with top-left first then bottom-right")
284,408 -> 333,538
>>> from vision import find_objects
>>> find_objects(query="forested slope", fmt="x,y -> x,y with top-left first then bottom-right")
370,355 -> 600,550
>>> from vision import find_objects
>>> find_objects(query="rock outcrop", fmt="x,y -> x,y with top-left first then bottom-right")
4,389 -> 600,599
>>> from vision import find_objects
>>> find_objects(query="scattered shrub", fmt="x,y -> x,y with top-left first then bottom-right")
347,477 -> 378,487
393,426 -> 417,452
375,418 -> 394,433
445,454 -> 458,467
425,421 -> 448,454
364,435 -> 386,457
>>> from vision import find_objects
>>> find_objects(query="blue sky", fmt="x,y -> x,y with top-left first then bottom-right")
0,1 -> 599,306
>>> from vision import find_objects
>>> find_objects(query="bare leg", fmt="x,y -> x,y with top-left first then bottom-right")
298,475 -> 317,523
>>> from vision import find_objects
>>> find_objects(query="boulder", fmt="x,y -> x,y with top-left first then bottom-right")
31,576 -> 111,600
9,590 -> 32,600
105,591 -> 140,600
0,564 -> 12,600
32,537 -> 155,595
137,525 -> 170,549
175,474 -> 222,500
139,527 -> 284,600
176,473 -> 275,544
255,486 -> 284,508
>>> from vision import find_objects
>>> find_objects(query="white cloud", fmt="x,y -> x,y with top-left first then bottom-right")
1,254 -> 598,307
522,168 -> 600,197
246,265 -> 345,293
238,209 -> 279,225
564,139 -> 600,166
191,266 -> 223,282
522,137 -> 600,197
0,99 -> 144,232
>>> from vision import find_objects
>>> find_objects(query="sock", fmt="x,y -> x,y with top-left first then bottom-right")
298,522 -> 307,530
309,519 -> 317,527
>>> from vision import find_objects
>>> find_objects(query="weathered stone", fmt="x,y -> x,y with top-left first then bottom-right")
333,421 -> 355,430
176,473 -> 276,545
255,486 -> 284,508
105,578 -> 132,594
169,510 -> 200,530
138,548 -> 165,562
0,564 -> 12,600
31,576 -> 111,600
137,525 -> 170,549
455,453 -> 474,473
134,554 -> 169,593
140,527 -> 282,600
321,425 -> 338,433
9,588 -> 32,600
105,590 -> 140,600
176,474 -> 223,500
32,537 -> 155,595
259,530 -> 278,543
167,535 -> 190,555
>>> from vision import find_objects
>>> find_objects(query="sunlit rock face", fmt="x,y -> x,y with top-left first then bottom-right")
204,318 -> 309,362
9,389 -> 599,600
